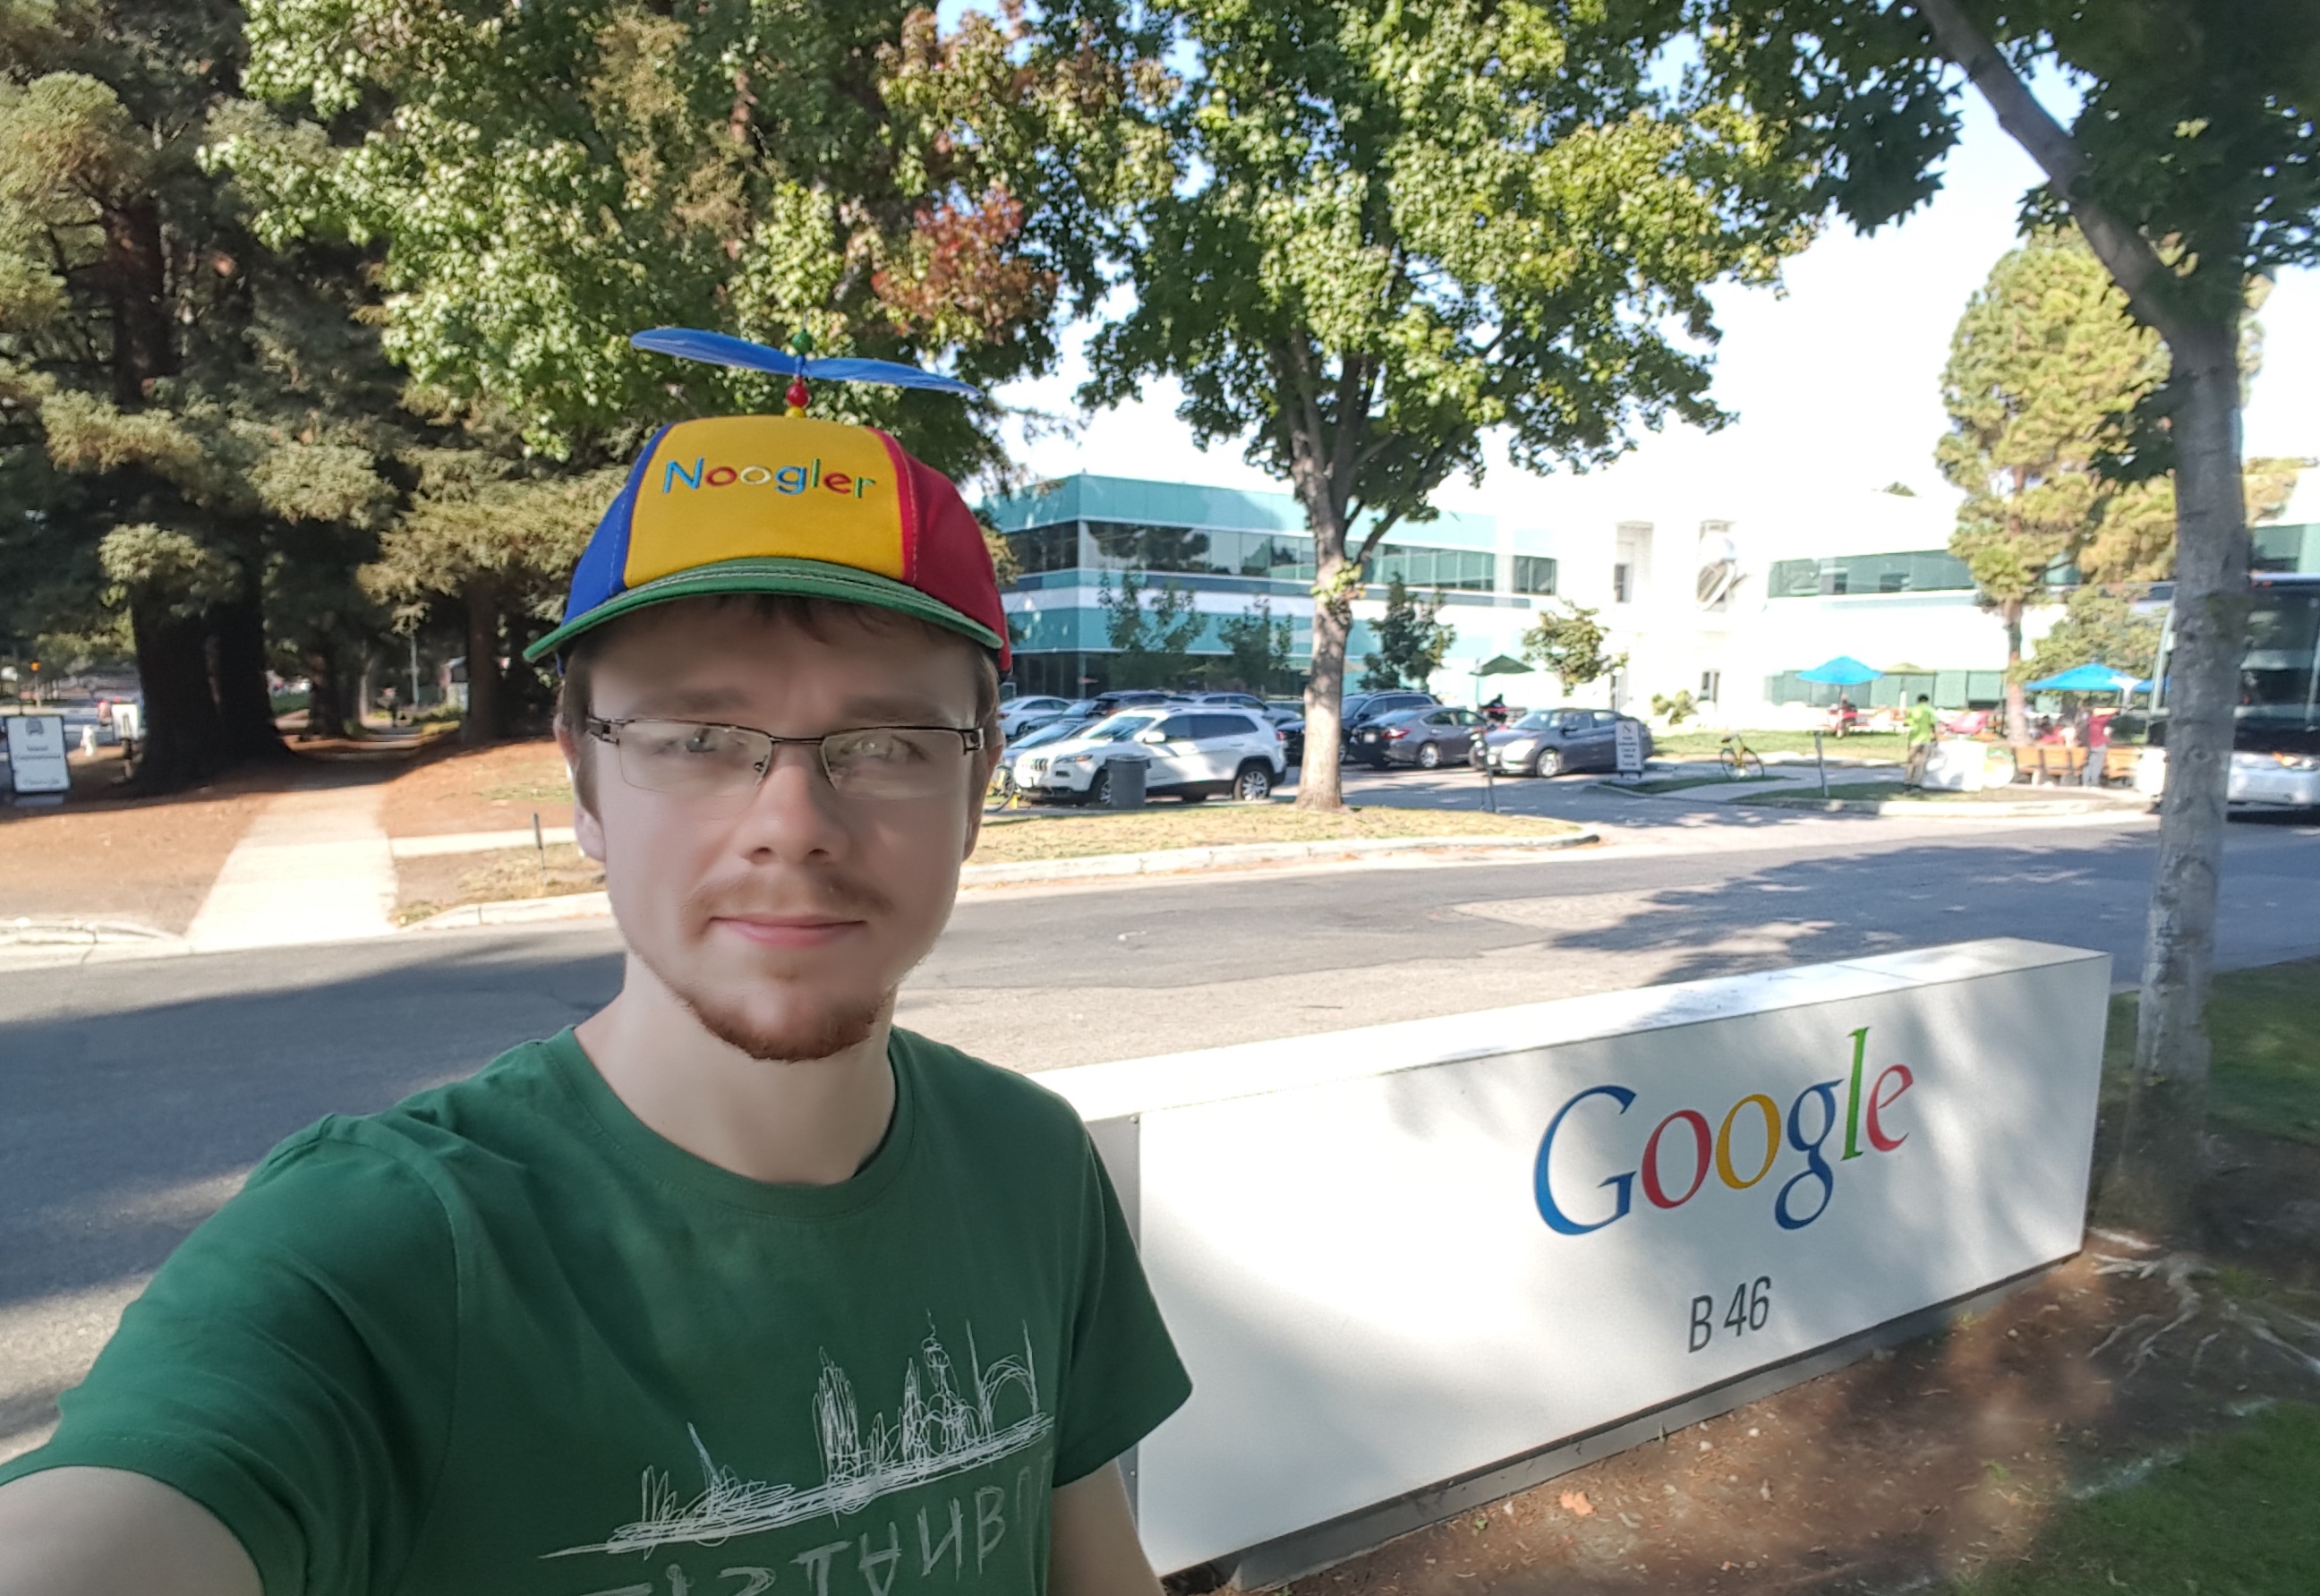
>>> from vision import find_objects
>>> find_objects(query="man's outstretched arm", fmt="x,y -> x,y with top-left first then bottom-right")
1049,1461 -> 1164,1596
0,1467 -> 260,1596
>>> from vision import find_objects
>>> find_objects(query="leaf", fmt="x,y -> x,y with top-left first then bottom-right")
1558,1489 -> 1593,1517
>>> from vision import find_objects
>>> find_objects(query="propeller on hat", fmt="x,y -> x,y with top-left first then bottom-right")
631,327 -> 982,415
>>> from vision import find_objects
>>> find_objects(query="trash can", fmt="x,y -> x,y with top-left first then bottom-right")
1102,753 -> 1148,809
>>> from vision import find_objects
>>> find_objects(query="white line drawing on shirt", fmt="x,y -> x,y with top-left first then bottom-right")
551,1321 -> 1053,1558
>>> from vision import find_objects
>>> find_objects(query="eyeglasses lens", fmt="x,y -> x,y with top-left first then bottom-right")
616,720 -> 771,798
822,728 -> 960,799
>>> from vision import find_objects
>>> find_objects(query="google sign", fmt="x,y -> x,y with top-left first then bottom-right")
1536,1028 -> 1914,1235
1045,938 -> 2109,1581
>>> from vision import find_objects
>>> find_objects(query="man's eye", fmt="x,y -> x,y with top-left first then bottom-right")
839,731 -> 928,764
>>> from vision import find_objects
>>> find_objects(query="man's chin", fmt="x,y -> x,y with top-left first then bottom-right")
674,984 -> 889,1063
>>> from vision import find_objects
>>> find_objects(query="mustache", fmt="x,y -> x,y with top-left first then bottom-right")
682,870 -> 897,923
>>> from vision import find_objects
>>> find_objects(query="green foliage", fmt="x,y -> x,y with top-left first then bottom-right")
1522,600 -> 1625,692
1217,597 -> 1295,696
1650,689 -> 1698,727
1360,576 -> 1454,691
1099,568 -> 1202,689
221,0 -> 1106,469
2021,587 -> 2163,687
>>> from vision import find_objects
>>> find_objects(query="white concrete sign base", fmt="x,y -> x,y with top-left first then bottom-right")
1041,938 -> 2109,1577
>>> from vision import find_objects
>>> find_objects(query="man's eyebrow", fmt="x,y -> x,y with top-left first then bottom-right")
837,695 -> 959,723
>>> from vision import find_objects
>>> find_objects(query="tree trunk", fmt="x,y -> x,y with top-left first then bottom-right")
1299,541 -> 1352,809
302,644 -> 347,740
2001,599 -> 2029,746
102,198 -> 175,405
210,587 -> 286,761
2111,316 -> 2248,1237
462,579 -> 506,744
125,598 -> 226,793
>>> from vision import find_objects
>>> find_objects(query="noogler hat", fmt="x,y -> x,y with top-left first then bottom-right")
525,329 -> 1008,666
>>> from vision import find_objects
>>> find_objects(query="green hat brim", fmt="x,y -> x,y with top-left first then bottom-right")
523,556 -> 1006,664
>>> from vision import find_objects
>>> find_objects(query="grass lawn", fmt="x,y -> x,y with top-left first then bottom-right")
1949,1403 -> 2320,1595
395,841 -> 601,924
971,802 -> 1584,864
2103,957 -> 2320,1147
1653,729 -> 1910,760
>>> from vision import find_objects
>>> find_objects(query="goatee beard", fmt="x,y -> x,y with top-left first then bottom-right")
656,966 -> 891,1063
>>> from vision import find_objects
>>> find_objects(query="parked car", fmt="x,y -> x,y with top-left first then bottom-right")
997,696 -> 1075,738
1190,691 -> 1271,713
1474,707 -> 1654,776
1271,714 -> 1306,764
1011,708 -> 1285,805
1086,688 -> 1181,718
1338,690 -> 1439,755
1350,704 -> 1490,769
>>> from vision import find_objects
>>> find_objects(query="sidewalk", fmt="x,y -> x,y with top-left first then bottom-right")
182,776 -> 397,952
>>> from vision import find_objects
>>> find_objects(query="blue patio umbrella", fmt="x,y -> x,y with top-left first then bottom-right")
2025,661 -> 2137,692
1795,655 -> 1882,686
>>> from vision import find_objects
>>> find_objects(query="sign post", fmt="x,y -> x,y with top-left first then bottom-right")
4,713 -> 71,802
1613,717 -> 1644,781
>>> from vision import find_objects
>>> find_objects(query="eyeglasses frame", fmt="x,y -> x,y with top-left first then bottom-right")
584,714 -> 988,798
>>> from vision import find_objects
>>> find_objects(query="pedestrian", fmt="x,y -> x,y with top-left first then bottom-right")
2082,705 -> 2111,787
0,403 -> 1191,1593
1904,693 -> 1937,786
1834,691 -> 1855,737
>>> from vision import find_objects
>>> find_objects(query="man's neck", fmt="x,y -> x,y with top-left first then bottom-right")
573,960 -> 897,1186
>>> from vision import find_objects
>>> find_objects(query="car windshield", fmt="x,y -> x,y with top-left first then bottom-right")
1081,714 -> 1158,743
1011,719 -> 1085,750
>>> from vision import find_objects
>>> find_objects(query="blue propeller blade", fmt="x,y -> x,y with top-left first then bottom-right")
630,328 -> 983,399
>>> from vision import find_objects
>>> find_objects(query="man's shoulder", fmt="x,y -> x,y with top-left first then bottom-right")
237,1034 -> 576,1225
891,1028 -> 1089,1150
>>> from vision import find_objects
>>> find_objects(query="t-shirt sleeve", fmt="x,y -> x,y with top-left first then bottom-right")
0,1127 -> 460,1596
1051,1133 -> 1192,1486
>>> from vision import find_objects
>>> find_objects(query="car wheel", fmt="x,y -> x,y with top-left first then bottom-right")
1417,741 -> 1443,770
1534,747 -> 1563,778
1090,768 -> 1113,806
1233,762 -> 1273,801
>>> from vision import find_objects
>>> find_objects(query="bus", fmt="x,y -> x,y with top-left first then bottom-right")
2138,571 -> 2320,808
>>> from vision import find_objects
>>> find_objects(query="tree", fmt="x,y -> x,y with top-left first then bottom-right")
1360,576 -> 1454,692
2021,586 -> 2163,688
0,5 -> 405,789
1522,601 -> 1626,696
1073,0 -> 1815,809
1098,568 -> 1203,689
1709,0 -> 2320,1230
1938,231 -> 2163,745
1217,597 -> 1295,696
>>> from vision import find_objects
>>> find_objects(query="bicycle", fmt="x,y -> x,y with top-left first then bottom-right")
1719,732 -> 1766,780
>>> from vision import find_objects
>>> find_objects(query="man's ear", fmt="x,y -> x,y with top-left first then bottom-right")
554,721 -> 608,863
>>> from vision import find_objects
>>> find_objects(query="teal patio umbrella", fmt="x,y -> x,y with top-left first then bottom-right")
1795,655 -> 1882,686
2026,662 -> 2137,693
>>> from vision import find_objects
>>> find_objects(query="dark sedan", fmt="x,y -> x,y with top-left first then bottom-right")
1351,704 -> 1490,769
1475,707 -> 1653,776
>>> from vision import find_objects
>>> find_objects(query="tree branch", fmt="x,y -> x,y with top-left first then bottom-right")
1908,0 -> 2188,346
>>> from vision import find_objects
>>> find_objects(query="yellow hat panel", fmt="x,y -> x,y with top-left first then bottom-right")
625,415 -> 908,588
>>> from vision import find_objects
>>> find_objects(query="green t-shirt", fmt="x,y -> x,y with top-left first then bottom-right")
1906,704 -> 1939,741
2,1028 -> 1190,1596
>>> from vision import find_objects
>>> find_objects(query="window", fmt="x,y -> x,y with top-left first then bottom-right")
1156,715 -> 1198,740
1512,555 -> 1558,595
1191,713 -> 1250,739
1004,523 -> 1081,576
1700,670 -> 1721,703
1591,712 -> 1619,729
1612,563 -> 1633,603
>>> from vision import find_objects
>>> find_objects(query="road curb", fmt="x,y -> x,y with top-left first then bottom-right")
397,828 -> 1601,932
1736,795 -> 2149,818
0,917 -> 192,970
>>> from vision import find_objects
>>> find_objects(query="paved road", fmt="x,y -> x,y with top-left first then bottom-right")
5,798 -> 2319,1460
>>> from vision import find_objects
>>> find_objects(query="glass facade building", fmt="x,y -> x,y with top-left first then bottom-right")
983,474 -> 1557,697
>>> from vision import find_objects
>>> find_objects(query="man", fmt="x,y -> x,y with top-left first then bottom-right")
1904,693 -> 1938,787
0,412 -> 1191,1596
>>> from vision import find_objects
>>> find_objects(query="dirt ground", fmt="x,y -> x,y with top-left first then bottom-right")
394,841 -> 603,924
1182,1129 -> 2320,1596
0,748 -> 294,934
379,738 -> 574,837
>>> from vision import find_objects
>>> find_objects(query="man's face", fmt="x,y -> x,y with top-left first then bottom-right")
561,600 -> 994,1062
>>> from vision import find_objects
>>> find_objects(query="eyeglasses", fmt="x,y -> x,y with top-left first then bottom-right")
585,716 -> 986,802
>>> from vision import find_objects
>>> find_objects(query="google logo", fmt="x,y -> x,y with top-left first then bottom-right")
1534,1027 -> 1915,1236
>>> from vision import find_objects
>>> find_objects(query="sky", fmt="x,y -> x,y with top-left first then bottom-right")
980,91 -> 2320,543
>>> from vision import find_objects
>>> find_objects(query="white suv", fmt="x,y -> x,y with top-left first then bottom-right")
1011,708 -> 1285,805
